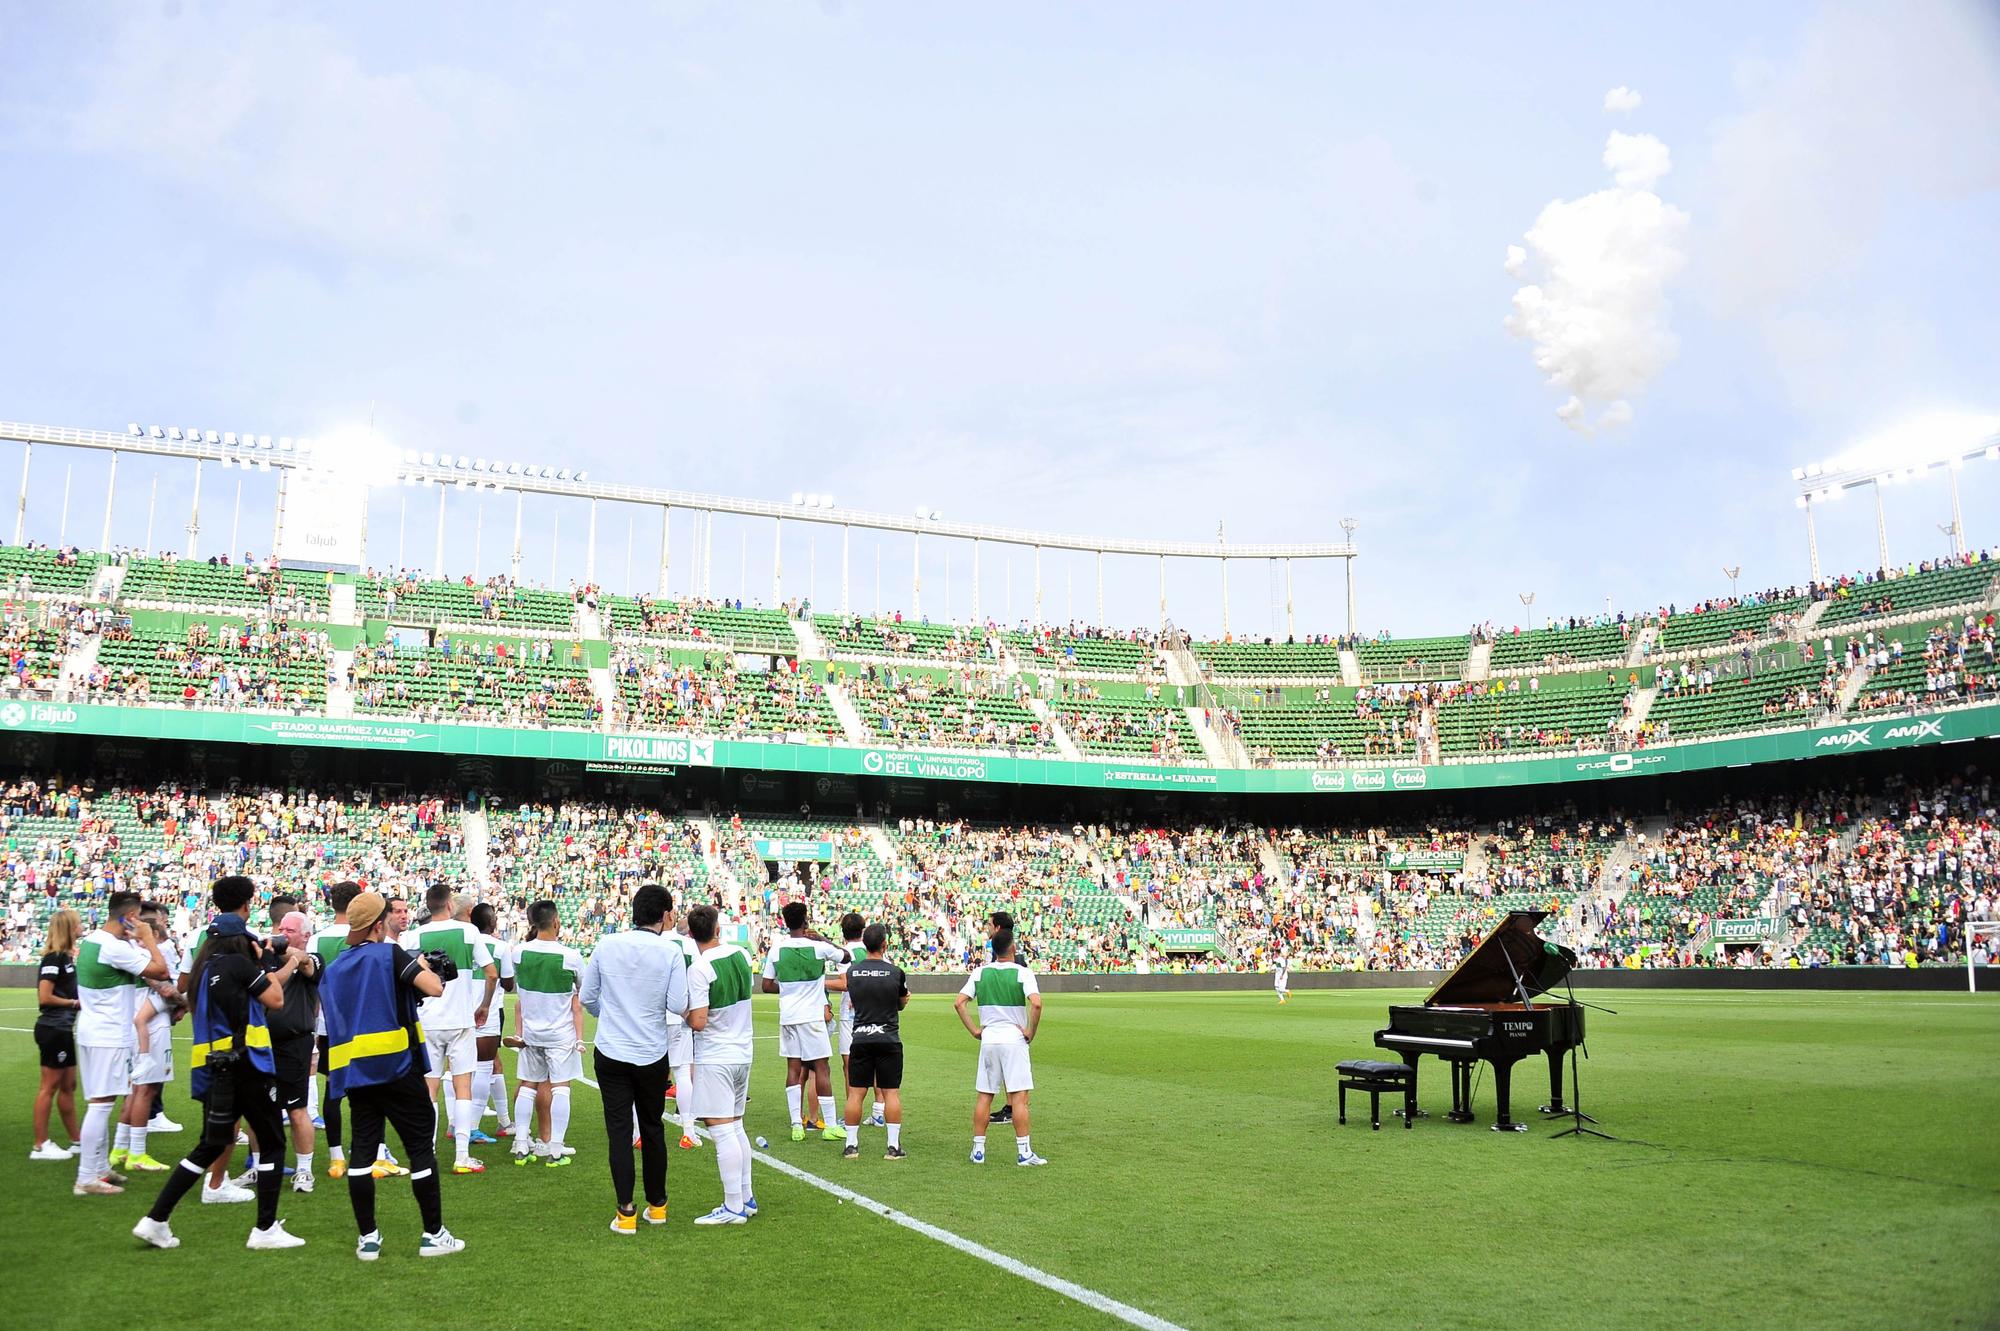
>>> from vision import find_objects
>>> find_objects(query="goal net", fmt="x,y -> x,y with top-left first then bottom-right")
1968,921 -> 2000,993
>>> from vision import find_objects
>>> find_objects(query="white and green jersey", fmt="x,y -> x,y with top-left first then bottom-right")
689,943 -> 756,1064
762,935 -> 845,1026
512,939 -> 584,1046
960,961 -> 1039,1046
836,941 -> 864,1021
663,929 -> 700,1027
478,933 -> 513,1034
76,928 -> 149,1047
409,918 -> 494,1031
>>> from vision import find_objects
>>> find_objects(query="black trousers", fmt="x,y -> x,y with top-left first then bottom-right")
318,1036 -> 343,1150
146,1062 -> 285,1231
344,1072 -> 444,1236
594,1048 -> 669,1209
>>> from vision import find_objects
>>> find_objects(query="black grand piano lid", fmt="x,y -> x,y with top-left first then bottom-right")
1423,909 -> 1579,1006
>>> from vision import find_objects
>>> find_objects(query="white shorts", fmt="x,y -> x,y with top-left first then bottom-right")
477,1003 -> 503,1040
132,1041 -> 174,1088
516,1042 -> 582,1085
80,1044 -> 134,1101
665,1023 -> 693,1068
779,1021 -> 832,1061
837,1010 -> 853,1057
976,1040 -> 1033,1096
424,1027 -> 478,1079
692,1062 -> 750,1121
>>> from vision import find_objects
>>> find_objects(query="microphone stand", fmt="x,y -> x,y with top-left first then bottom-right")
1549,973 -> 1613,1140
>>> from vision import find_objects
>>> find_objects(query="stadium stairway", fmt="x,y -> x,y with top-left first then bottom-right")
1624,623 -> 1658,667
329,580 -> 357,626
1573,837 -> 1639,948
60,630 -> 101,694
864,821 -> 901,870
790,614 -> 829,661
464,803 -> 492,894
1834,659 -> 1872,714
1186,706 -> 1234,766
1618,684 -> 1658,735
1339,647 -> 1361,687
326,649 -> 355,718
574,600 -> 602,639
89,562 -> 125,601
1026,696 -> 1086,761
1465,637 -> 1493,681
1795,599 -> 1830,638
824,684 -> 871,746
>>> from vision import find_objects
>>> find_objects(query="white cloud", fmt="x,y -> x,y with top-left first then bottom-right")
1603,86 -> 1642,113
60,11 -> 515,260
1505,117 -> 1689,435
1603,131 -> 1671,189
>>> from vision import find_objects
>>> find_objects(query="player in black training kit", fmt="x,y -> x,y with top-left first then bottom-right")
841,923 -> 910,1160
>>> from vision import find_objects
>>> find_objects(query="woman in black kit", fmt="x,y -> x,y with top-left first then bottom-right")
30,908 -> 83,1160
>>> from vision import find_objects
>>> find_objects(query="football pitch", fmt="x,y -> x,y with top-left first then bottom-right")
1,987 -> 1995,1331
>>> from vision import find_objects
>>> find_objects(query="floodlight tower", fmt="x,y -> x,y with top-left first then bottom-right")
1340,517 -> 1359,638
1792,413 -> 2000,580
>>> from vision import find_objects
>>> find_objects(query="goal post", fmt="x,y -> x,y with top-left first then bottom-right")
1969,921 -> 2000,993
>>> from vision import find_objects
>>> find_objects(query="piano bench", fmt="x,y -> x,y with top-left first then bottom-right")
1336,1060 -> 1416,1131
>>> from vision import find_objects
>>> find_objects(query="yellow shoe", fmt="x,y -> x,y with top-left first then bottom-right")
327,1158 -> 348,1180
126,1153 -> 170,1173
372,1160 -> 408,1179
108,1148 -> 129,1170
643,1203 -> 668,1226
609,1208 -> 637,1236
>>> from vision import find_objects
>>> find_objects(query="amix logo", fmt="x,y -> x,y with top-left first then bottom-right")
1310,770 -> 1347,791
1883,718 -> 1945,741
1390,769 -> 1428,790
1815,726 -> 1874,749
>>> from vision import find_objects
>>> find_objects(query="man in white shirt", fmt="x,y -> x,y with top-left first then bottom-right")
468,902 -> 516,1145
760,901 -> 847,1143
506,900 -> 584,1166
954,927 -> 1046,1168
581,884 -> 688,1235
408,885 -> 497,1175
686,903 -> 757,1225
74,889 -> 170,1195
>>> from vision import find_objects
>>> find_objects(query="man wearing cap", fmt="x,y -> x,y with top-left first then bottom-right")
318,891 -> 465,1261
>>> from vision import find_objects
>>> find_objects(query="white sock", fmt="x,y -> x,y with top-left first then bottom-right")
887,1122 -> 902,1149
114,1122 -> 131,1152
972,1133 -> 986,1155
451,1097 -> 474,1157
672,1063 -> 694,1129
785,1084 -> 802,1126
714,1125 -> 745,1211
512,1088 -> 537,1146
307,1076 -> 320,1119
129,1124 -> 147,1159
79,1102 -> 114,1185
377,1145 -> 394,1163
817,1095 -> 836,1127
472,1062 -> 493,1123
1017,1134 -> 1032,1158
550,1087 -> 571,1147
329,1145 -> 345,1163
734,1122 -> 753,1201
845,1123 -> 859,1148
490,1069 -> 510,1126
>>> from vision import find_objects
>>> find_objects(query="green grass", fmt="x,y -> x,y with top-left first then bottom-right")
2,989 -> 1997,1330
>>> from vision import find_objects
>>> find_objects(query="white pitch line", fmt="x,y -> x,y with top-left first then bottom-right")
569,1073 -> 1185,1331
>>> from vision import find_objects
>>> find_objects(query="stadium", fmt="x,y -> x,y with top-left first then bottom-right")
2,7 -> 1997,1331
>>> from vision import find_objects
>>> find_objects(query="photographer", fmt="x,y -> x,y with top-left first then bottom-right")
132,895 -> 308,1251
319,891 -> 466,1261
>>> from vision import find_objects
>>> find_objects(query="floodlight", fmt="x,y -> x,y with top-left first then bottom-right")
404,450 -> 420,464
793,492 -> 806,506
280,439 -> 294,452
557,468 -> 573,481
258,435 -> 271,448
220,456 -> 232,470
457,455 -> 470,468
149,426 -> 163,439
127,423 -> 141,436
474,459 -> 487,471
915,506 -> 927,518
223,432 -> 237,446
1790,467 -> 1804,481
539,466 -> 554,479
421,452 -> 436,466
1989,446 -> 1999,461
1795,496 -> 1808,509
258,458 -> 269,472
204,430 -> 219,444
823,495 -> 834,508
456,478 -> 468,491
277,437 -> 290,450
575,471 -> 587,481
167,427 -> 183,440
506,463 -> 520,475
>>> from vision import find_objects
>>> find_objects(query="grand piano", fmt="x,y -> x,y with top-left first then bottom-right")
1374,910 -> 1584,1131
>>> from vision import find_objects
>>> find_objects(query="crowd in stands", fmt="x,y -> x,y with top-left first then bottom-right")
844,664 -> 1049,752
1,767 -> 1993,972
1850,615 -> 2000,714
611,647 -> 839,740
352,635 -> 600,727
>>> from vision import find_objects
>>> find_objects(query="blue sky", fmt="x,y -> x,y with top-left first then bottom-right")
1,1 -> 1996,640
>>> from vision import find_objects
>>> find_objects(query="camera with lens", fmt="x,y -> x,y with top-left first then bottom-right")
421,948 -> 460,983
